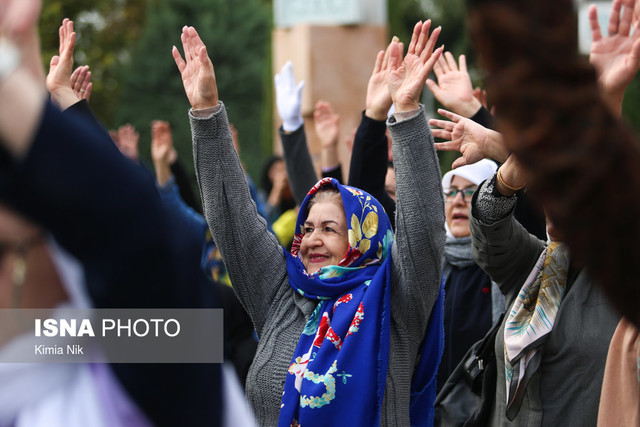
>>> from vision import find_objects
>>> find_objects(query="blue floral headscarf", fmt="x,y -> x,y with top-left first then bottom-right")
279,178 -> 394,427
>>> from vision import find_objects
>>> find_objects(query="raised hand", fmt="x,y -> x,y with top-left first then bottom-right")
429,108 -> 508,168
426,52 -> 482,118
387,20 -> 443,112
314,100 -> 340,170
116,123 -> 139,162
46,18 -> 80,109
274,61 -> 304,132
172,26 -> 218,110
365,39 -> 402,121
589,0 -> 640,116
70,65 -> 92,102
314,100 -> 340,147
151,120 -> 174,185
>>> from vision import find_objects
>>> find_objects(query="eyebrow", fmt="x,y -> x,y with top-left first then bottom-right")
304,220 -> 341,226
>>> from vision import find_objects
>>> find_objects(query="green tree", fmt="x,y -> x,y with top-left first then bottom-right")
40,0 -> 147,126
117,0 -> 271,182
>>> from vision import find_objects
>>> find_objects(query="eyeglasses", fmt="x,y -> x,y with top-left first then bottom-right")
443,186 -> 477,203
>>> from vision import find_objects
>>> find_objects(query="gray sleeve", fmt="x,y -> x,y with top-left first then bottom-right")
279,125 -> 318,205
387,107 -> 446,334
469,178 -> 545,301
191,103 -> 287,334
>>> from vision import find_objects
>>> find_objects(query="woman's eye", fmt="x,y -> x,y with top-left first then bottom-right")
325,227 -> 335,233
304,227 -> 314,234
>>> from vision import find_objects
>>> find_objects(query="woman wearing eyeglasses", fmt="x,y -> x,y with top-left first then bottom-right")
436,159 -> 502,393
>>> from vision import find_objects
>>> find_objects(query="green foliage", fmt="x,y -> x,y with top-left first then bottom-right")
117,0 -> 271,181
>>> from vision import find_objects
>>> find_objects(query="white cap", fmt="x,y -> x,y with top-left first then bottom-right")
441,159 -> 498,190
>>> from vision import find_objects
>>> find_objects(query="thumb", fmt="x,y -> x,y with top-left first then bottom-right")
296,80 -> 305,97
425,78 -> 439,94
451,156 -> 467,169
50,55 -> 60,68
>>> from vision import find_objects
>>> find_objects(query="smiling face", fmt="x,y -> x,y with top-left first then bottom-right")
445,176 -> 477,238
299,196 -> 349,273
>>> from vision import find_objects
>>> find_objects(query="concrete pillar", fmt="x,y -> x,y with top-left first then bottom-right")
272,0 -> 388,180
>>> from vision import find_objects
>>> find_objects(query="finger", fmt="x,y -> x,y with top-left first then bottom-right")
444,51 -> 457,71
388,41 -> 403,71
49,55 -> 59,68
415,19 -> 431,56
372,50 -> 385,74
425,78 -> 440,95
589,5 -> 603,42
381,38 -> 397,71
70,67 -> 81,88
431,129 -> 453,140
58,23 -> 65,54
420,45 -> 443,80
296,80 -> 305,97
181,27 -> 192,63
434,142 -> 458,151
432,56 -> 445,77
429,118 -> 455,131
82,69 -> 92,91
172,46 -> 186,74
619,0 -> 634,36
84,82 -> 92,100
420,26 -> 441,64
458,54 -> 468,73
437,107 -> 462,123
407,21 -> 422,55
451,156 -> 468,169
609,0 -> 622,36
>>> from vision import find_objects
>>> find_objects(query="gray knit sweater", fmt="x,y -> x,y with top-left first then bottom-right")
191,103 -> 445,426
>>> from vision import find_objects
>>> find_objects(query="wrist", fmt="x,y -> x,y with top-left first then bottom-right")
394,102 -> 420,113
364,107 -> 389,121
452,97 -> 482,118
283,114 -> 303,132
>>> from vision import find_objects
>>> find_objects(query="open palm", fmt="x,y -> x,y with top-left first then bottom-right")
387,21 -> 442,112
172,26 -> 218,110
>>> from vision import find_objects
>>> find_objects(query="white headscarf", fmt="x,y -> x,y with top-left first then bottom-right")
441,159 -> 498,238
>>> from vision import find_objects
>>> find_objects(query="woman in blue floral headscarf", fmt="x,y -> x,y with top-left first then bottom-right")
181,20 -> 446,426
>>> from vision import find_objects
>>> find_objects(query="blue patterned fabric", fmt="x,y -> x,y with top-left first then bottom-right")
279,178 -> 393,427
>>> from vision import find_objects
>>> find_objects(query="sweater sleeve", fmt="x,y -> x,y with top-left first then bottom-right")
469,176 -> 545,301
386,107 -> 446,334
348,112 -> 396,229
279,125 -> 318,205
192,103 -> 288,335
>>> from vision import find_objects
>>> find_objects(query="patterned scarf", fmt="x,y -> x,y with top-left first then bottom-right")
279,178 -> 394,427
503,242 -> 569,418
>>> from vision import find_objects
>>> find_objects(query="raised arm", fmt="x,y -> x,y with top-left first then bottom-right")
589,0 -> 640,117
175,26 -> 286,333
313,99 -> 343,181
469,156 -> 543,301
348,40 -> 399,227
386,20 -> 445,332
275,61 -> 318,204
46,18 -> 82,111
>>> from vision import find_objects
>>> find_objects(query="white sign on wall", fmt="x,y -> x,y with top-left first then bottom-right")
275,0 -> 366,28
